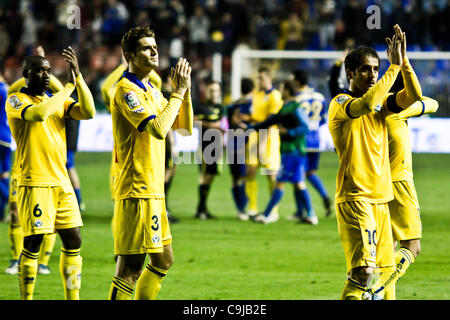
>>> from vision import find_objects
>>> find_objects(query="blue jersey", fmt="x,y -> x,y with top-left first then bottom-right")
227,97 -> 252,153
227,97 -> 252,129
0,82 -> 11,147
295,87 -> 326,151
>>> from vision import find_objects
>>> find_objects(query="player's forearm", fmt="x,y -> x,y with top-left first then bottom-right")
144,93 -> 183,139
251,114 -> 282,130
172,90 -> 193,135
101,63 -> 127,107
397,97 -> 439,120
396,57 -> 423,107
8,77 -> 25,95
287,108 -> 309,137
48,74 -> 64,92
329,62 -> 346,97
23,83 -> 75,122
8,75 -> 64,95
349,64 -> 401,117
75,74 -> 96,119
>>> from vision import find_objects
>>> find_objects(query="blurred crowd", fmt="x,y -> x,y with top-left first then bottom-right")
0,0 -> 448,112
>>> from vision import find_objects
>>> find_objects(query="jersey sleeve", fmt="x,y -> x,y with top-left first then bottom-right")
328,93 -> 355,123
64,96 -> 78,118
5,93 -> 33,120
114,84 -> 156,132
268,90 -> 283,115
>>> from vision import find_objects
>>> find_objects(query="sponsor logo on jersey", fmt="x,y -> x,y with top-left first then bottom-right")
336,95 -> 350,105
34,219 -> 43,228
9,95 -> 23,109
132,107 -> 145,113
124,91 -> 141,109
152,234 -> 160,244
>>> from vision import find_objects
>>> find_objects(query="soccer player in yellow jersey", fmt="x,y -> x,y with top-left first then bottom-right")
328,25 -> 422,300
5,157 -> 57,276
108,27 -> 193,300
5,47 -> 95,300
368,97 -> 439,300
246,67 -> 283,220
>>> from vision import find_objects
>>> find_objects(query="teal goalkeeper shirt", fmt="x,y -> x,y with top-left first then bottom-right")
278,100 -> 309,155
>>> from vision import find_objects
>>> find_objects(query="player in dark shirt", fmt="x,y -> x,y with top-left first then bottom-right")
226,78 -> 254,220
194,80 -> 225,219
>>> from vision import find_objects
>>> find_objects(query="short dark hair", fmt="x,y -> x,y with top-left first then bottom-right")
258,66 -> 270,74
292,69 -> 309,86
121,26 -> 155,61
344,46 -> 380,72
22,55 -> 48,78
281,79 -> 298,97
241,78 -> 254,95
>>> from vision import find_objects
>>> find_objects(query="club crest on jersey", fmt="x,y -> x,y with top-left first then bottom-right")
9,95 -> 23,109
374,104 -> 382,112
124,91 -> 141,109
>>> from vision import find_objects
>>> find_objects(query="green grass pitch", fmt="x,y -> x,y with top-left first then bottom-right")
0,151 -> 449,300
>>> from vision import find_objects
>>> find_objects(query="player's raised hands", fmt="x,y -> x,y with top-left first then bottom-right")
385,26 -> 403,66
62,46 -> 80,85
393,24 -> 407,61
36,45 -> 45,57
170,57 -> 192,96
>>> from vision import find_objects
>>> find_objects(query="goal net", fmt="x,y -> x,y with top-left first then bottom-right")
229,48 -> 450,153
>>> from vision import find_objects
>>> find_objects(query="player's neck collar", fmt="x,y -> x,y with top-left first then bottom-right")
20,86 -> 53,97
122,70 -> 153,92
342,89 -> 355,96
265,86 -> 274,94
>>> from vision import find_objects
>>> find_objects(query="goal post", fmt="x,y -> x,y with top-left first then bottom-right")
230,48 -> 450,106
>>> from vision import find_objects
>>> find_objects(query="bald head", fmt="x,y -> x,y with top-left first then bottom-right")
22,55 -> 49,78
22,55 -> 51,94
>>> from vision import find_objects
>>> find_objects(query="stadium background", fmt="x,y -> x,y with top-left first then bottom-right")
0,0 -> 449,300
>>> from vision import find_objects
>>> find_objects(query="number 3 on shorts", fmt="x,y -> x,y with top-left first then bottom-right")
151,215 -> 159,231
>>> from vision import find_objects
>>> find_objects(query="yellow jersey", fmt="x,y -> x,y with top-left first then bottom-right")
251,88 -> 283,122
6,87 -> 76,186
329,91 -> 394,203
386,114 -> 413,182
249,88 -> 283,167
387,97 -> 439,182
111,71 -> 188,200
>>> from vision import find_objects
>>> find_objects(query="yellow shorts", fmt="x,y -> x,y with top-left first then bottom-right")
17,184 -> 83,237
246,130 -> 280,172
113,198 -> 172,255
336,200 -> 395,274
9,174 -> 18,203
389,180 -> 422,241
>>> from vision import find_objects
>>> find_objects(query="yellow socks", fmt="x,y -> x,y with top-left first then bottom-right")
38,233 -> 56,267
135,264 -> 168,300
9,223 -> 23,261
18,248 -> 39,300
108,276 -> 135,300
340,278 -> 368,300
60,248 -> 82,300
246,178 -> 258,213
371,247 -> 415,299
